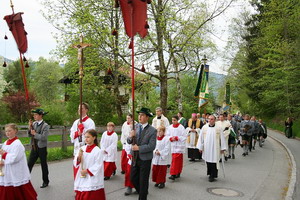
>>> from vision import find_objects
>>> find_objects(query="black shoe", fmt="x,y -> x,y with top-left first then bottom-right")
167,164 -> 170,168
154,183 -> 159,187
228,155 -> 231,159
40,182 -> 49,188
189,158 -> 195,162
242,153 -> 246,157
158,183 -> 165,189
219,158 -> 222,163
225,156 -> 228,161
209,177 -> 215,182
133,191 -> 139,194
175,173 -> 181,178
113,170 -> 116,176
104,177 -> 110,180
253,146 -> 255,150
168,175 -> 176,180
232,154 -> 235,159
121,170 -> 125,174
124,187 -> 132,196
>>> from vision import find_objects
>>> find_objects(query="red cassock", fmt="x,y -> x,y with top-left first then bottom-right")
104,162 -> 117,177
3,12 -> 28,54
119,0 -> 148,38
121,149 -> 128,172
170,153 -> 183,175
75,188 -> 106,200
152,165 -> 168,184
0,181 -> 37,200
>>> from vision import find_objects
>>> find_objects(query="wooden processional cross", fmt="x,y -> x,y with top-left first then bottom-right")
72,35 -> 91,142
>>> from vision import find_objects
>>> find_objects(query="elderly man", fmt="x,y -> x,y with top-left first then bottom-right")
128,107 -> 157,200
197,115 -> 226,182
152,107 -> 170,129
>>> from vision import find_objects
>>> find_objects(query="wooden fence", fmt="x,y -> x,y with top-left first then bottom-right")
0,125 -> 122,151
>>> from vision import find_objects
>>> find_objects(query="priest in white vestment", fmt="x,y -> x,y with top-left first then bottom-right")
197,115 -> 226,182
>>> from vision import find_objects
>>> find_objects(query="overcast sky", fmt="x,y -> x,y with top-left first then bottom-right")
0,0 -> 251,74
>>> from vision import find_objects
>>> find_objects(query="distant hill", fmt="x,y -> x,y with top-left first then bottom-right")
0,55 -> 14,64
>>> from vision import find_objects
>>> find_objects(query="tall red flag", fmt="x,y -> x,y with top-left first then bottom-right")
4,12 -> 28,54
119,0 -> 148,38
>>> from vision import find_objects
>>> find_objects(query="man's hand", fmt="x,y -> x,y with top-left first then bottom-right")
28,119 -> 33,128
220,150 -> 225,154
132,144 -> 139,151
155,150 -> 160,155
0,160 -> 4,167
30,129 -> 36,136
130,130 -> 136,137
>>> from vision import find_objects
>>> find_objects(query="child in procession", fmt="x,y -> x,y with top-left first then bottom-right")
152,126 -> 170,189
100,122 -> 118,180
167,115 -> 187,180
124,140 -> 135,196
0,123 -> 37,200
73,129 -> 105,200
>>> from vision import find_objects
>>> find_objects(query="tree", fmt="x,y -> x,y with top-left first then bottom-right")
41,0 -> 233,116
30,57 -> 63,103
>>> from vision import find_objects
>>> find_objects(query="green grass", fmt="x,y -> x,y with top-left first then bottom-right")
25,146 -> 74,163
19,135 -> 63,144
22,136 -> 123,163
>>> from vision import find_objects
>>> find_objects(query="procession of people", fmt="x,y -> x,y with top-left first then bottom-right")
0,104 -> 271,200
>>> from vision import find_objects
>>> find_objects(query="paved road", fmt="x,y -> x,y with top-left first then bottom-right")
268,129 -> 299,200
30,132 -> 291,200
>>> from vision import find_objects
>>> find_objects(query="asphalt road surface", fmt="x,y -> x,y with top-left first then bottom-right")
31,130 -> 293,200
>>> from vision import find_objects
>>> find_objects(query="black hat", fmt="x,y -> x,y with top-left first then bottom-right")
31,108 -> 48,116
137,107 -> 153,117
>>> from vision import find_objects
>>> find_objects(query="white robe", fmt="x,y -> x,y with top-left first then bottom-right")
100,131 -> 118,162
120,122 -> 132,150
152,136 -> 171,166
0,139 -> 31,187
216,120 -> 231,154
166,124 -> 187,154
152,115 -> 170,129
197,124 -> 226,168
186,127 -> 201,149
73,145 -> 104,191
70,117 -> 95,156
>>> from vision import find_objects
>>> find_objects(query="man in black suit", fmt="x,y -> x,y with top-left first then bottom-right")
127,107 -> 157,200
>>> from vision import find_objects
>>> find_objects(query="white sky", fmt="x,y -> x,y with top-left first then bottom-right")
0,0 -> 251,74
0,0 -> 58,61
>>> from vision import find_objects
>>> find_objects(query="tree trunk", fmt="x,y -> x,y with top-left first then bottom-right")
155,0 -> 168,114
112,7 -> 123,121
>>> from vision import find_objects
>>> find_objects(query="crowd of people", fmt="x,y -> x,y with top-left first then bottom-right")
0,104 -> 270,200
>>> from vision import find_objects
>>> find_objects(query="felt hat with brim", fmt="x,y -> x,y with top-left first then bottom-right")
136,107 -> 153,117
31,108 -> 48,116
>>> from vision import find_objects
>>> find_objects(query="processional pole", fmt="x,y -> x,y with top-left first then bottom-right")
72,35 -> 91,142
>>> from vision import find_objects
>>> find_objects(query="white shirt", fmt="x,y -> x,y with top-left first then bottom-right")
166,124 -> 187,153
100,131 -> 118,162
152,115 -> 170,129
73,145 -> 104,191
70,117 -> 95,156
152,136 -> 170,165
0,138 -> 31,187
197,124 -> 226,163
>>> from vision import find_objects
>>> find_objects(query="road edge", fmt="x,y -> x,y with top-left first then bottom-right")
269,133 -> 296,200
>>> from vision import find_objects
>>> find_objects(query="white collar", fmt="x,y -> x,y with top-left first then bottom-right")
141,123 -> 148,129
37,120 -> 43,125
